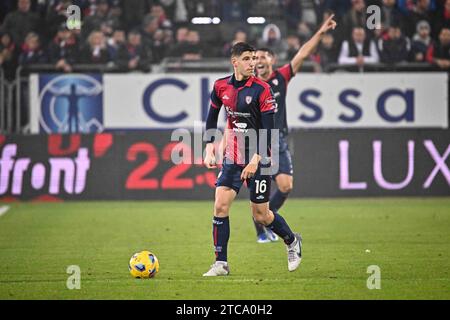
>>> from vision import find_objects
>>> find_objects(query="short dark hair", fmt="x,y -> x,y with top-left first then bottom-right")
230,42 -> 255,57
257,47 -> 275,57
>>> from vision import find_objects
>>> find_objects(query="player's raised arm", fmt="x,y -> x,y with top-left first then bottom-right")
290,14 -> 337,74
204,82 -> 223,169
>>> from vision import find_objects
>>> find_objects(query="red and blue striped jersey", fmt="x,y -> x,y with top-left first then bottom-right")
210,74 -> 276,165
265,63 -> 295,135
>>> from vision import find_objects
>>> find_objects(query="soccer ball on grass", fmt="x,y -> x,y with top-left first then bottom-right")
129,251 -> 159,279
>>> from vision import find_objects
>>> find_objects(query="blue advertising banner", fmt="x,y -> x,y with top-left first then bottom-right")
32,74 -> 104,134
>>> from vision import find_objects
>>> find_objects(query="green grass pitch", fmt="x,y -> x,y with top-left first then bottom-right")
0,198 -> 449,300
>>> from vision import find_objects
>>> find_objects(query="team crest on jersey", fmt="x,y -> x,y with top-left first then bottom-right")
245,96 -> 252,104
272,79 -> 279,86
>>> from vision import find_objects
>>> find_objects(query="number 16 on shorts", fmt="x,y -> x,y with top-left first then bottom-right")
250,177 -> 271,203
255,180 -> 267,194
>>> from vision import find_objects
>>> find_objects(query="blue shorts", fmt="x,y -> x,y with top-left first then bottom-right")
273,134 -> 293,177
216,161 -> 272,204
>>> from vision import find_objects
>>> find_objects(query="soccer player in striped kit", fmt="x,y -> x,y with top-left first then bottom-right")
252,14 -> 337,243
203,42 -> 302,276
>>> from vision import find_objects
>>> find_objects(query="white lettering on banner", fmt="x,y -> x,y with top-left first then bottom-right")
339,140 -> 367,190
29,73 -> 448,133
340,140 -> 450,190
102,74 -> 219,129
0,144 -> 90,195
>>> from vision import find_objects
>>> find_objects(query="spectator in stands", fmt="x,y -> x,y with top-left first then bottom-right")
166,26 -> 190,57
163,28 -> 174,46
405,0 -> 436,38
121,0 -> 153,31
378,25 -> 410,64
151,28 -> 173,63
82,0 -> 120,40
79,30 -> 111,64
427,27 -> 450,69
175,26 -> 189,43
257,23 -> 288,60
0,31 -> 16,65
141,15 -> 160,48
0,1 -> 16,25
157,0 -> 188,26
107,28 -> 126,60
286,34 -> 302,61
45,0 -> 74,42
296,21 -> 314,43
410,20 -> 433,62
378,0 -> 407,35
373,21 -> 387,42
433,0 -> 450,35
147,4 -> 173,30
48,23 -> 79,73
109,0 -> 123,22
18,32 -> 47,65
0,31 -> 18,80
221,0 -> 250,22
280,0 -> 303,31
396,0 -> 417,14
341,0 -> 369,40
314,0 -> 353,20
1,0 -> 40,46
314,32 -> 339,69
181,29 -> 202,60
338,27 -> 380,66
116,29 -> 151,72
222,29 -> 247,56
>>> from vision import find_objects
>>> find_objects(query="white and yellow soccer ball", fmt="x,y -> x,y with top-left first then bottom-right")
129,251 -> 159,279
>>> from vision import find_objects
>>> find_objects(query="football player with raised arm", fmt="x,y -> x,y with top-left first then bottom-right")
252,15 -> 337,243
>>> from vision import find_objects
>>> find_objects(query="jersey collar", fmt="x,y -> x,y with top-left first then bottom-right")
228,74 -> 255,88
267,69 -> 278,81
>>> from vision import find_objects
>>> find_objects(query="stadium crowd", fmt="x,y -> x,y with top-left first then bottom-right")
1,0 -> 450,80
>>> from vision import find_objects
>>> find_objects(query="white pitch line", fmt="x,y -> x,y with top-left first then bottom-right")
0,206 -> 10,218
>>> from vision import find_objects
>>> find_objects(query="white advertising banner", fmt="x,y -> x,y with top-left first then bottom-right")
29,72 -> 448,133
286,73 -> 448,128
103,74 -> 226,129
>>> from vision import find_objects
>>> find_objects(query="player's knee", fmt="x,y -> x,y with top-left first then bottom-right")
252,206 -> 272,225
214,201 -> 230,217
253,212 -> 268,225
279,182 -> 293,194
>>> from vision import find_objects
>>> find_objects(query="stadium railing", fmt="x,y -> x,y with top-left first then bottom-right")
158,58 -> 322,73
0,68 -> 15,134
324,62 -> 439,73
6,80 -> 15,134
0,68 -> 4,132
159,57 -> 233,73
